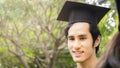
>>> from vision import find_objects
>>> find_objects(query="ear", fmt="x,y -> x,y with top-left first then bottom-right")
94,35 -> 101,47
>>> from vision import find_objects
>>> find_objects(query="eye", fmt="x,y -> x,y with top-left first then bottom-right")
80,37 -> 86,40
68,37 -> 74,41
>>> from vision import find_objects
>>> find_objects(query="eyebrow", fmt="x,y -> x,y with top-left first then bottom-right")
78,35 -> 87,37
68,34 -> 87,38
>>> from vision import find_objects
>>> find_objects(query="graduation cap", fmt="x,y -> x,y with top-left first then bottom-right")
57,1 -> 110,25
115,0 -> 120,31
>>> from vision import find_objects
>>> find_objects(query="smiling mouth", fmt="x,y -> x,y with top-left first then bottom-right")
72,51 -> 84,57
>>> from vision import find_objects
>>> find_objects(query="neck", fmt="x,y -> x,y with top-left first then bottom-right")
77,53 -> 97,68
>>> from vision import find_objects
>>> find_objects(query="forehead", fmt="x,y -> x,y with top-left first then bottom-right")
68,22 -> 90,36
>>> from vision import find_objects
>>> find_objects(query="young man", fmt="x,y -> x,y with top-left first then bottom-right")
57,1 -> 110,68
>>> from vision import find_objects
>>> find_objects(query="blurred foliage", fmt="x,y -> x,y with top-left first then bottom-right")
0,0 -> 118,68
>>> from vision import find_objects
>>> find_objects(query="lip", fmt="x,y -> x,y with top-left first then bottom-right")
72,50 -> 84,57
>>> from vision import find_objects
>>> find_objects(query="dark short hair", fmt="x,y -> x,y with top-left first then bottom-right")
64,22 -> 101,54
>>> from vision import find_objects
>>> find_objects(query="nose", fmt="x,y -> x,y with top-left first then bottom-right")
73,40 -> 81,50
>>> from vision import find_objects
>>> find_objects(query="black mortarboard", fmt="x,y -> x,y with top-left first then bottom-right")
115,0 -> 120,31
57,1 -> 110,25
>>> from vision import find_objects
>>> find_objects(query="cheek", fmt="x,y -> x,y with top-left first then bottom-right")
83,42 -> 94,55
84,42 -> 93,50
67,41 -> 73,49
82,39 -> 93,51
83,38 -> 93,45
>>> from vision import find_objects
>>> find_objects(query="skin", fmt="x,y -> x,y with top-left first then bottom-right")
67,22 -> 100,68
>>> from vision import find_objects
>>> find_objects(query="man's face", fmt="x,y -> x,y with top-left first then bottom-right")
67,22 -> 96,63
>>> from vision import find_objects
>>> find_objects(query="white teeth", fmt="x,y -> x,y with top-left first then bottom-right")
72,50 -> 84,54
73,51 -> 84,54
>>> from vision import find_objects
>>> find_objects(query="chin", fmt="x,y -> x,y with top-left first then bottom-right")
73,57 -> 85,63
